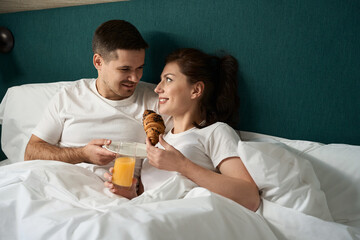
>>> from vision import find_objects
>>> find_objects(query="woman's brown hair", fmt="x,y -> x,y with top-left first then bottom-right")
165,48 -> 239,128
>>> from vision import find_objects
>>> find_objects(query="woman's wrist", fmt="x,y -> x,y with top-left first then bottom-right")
179,157 -> 192,177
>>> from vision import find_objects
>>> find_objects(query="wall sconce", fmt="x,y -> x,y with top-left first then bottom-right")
0,27 -> 15,53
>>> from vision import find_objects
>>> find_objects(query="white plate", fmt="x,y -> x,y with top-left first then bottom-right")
103,141 -> 147,158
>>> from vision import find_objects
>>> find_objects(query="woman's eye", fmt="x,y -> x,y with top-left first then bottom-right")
166,77 -> 172,82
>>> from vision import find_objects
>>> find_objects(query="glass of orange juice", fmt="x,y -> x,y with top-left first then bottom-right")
112,156 -> 136,187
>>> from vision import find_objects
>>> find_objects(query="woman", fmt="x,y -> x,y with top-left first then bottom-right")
104,48 -> 260,211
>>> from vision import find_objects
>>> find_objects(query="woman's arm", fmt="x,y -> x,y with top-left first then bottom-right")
146,135 -> 260,212
183,157 -> 260,211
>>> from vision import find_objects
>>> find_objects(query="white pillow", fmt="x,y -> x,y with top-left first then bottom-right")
300,144 -> 360,227
237,141 -> 333,221
0,81 -> 74,163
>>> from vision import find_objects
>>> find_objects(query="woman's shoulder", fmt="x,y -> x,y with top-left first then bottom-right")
205,122 -> 233,131
200,122 -> 240,139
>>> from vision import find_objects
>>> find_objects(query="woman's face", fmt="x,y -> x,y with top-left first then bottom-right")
155,62 -> 195,117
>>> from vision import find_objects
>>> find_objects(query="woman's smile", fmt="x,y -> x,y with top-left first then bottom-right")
158,97 -> 169,104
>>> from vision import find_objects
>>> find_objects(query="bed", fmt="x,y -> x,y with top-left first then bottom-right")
0,81 -> 359,240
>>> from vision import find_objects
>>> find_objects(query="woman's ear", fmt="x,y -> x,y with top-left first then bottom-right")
191,81 -> 205,99
93,54 -> 103,70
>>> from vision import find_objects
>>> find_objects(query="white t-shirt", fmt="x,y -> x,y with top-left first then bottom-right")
141,122 -> 241,191
32,78 -> 171,178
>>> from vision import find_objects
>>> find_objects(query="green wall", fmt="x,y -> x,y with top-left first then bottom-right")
1,0 -> 359,148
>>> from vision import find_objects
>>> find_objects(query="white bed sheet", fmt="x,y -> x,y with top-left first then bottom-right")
0,159 -> 359,240
0,160 -> 277,240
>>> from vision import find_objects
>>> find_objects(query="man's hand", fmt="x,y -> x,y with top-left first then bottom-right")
82,139 -> 116,165
25,134 -> 116,165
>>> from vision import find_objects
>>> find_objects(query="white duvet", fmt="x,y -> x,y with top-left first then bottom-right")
0,160 -> 276,240
0,159 -> 358,240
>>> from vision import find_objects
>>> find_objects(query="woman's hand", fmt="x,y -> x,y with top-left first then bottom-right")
103,167 -> 138,199
146,134 -> 189,173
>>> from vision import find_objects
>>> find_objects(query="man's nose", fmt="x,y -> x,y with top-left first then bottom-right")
128,71 -> 140,82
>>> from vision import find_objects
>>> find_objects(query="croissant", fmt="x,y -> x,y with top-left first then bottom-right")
142,110 -> 165,145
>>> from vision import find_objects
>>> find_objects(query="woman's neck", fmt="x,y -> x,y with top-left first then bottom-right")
172,111 -> 204,134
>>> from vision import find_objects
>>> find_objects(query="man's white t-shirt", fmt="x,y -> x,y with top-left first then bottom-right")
32,78 -> 170,178
141,122 -> 241,191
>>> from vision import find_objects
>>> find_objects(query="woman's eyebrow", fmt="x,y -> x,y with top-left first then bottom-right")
163,73 -> 175,77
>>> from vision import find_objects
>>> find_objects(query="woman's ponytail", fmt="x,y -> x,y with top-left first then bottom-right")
214,55 -> 239,127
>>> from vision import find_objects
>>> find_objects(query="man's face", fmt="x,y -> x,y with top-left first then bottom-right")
95,49 -> 145,100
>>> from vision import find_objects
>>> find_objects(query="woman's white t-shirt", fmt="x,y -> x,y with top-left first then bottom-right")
141,122 -> 240,191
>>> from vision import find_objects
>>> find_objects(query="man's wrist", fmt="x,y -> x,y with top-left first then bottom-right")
77,146 -> 88,163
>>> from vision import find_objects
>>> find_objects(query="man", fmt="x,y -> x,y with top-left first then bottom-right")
24,20 -> 168,173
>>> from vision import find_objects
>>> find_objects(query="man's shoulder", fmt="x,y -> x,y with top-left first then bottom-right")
136,81 -> 157,99
66,78 -> 95,88
136,81 -> 156,92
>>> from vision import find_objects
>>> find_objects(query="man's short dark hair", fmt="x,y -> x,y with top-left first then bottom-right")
92,20 -> 149,61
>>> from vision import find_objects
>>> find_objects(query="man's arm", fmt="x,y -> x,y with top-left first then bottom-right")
24,134 -> 116,165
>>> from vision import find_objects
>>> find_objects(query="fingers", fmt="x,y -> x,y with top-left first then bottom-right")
145,137 -> 153,147
84,139 -> 116,165
99,147 -> 117,157
104,168 -> 115,191
89,138 -> 116,158
146,137 -> 156,155
104,171 -> 112,181
158,134 -> 174,152
158,134 -> 168,148
104,180 -> 115,192
105,179 -> 138,198
90,138 -> 112,146
132,177 -> 138,185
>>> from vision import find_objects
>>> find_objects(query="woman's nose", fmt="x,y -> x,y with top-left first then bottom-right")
154,82 -> 163,94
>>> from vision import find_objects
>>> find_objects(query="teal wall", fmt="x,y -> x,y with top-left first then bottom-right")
1,0 -> 359,148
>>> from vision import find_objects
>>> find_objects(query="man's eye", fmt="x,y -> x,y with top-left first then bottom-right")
166,77 -> 172,82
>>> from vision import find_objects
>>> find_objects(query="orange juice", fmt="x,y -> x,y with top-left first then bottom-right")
112,157 -> 136,187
